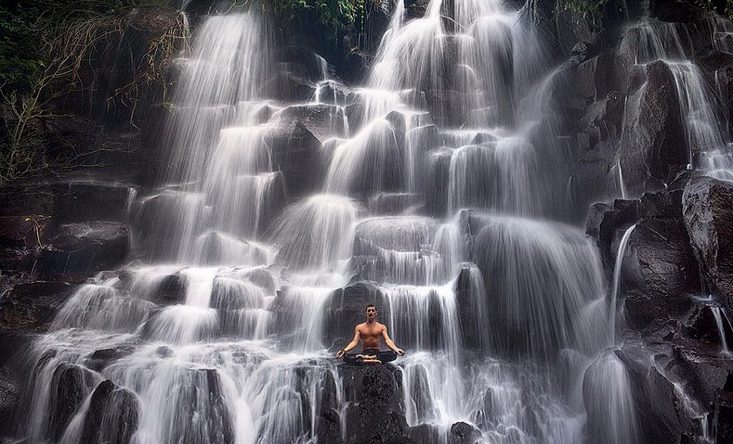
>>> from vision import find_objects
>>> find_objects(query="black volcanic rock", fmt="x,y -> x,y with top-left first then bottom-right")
52,181 -> 133,223
619,60 -> 688,195
0,367 -> 19,436
449,421 -> 480,443
586,198 -> 640,265
277,103 -> 348,143
316,370 -> 342,443
48,364 -> 99,441
622,218 -> 699,330
325,282 -> 387,347
0,281 -> 78,331
80,379 -> 139,444
682,176 -> 733,307
40,222 -> 130,275
153,273 -> 187,305
340,364 -> 407,443
270,123 -> 322,198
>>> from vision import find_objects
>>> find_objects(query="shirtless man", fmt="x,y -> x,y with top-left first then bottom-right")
336,304 -> 405,364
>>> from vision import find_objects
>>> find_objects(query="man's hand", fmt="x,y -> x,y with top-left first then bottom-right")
336,349 -> 346,359
396,348 -> 405,356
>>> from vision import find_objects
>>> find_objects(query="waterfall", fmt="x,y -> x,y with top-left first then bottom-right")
610,224 -> 637,340
14,1 -> 646,443
620,16 -> 733,182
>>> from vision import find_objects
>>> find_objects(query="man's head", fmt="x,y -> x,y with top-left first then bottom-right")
365,304 -> 377,321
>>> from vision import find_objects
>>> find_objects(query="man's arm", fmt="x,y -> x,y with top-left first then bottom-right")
336,325 -> 361,359
382,327 -> 405,356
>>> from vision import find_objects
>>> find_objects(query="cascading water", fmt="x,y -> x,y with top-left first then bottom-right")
620,13 -> 733,183
13,1 -> 646,443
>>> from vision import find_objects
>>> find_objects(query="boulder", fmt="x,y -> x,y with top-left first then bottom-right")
682,176 -> 733,306
316,370 -> 341,443
0,281 -> 78,331
0,184 -> 54,216
276,104 -> 348,142
614,341 -> 688,443
277,46 -> 330,82
80,380 -> 139,444
152,273 -> 187,305
48,364 -> 99,441
622,218 -> 700,330
368,193 -> 424,215
40,222 -> 130,275
340,364 -> 408,443
449,421 -> 480,443
264,68 -> 316,102
51,182 -> 134,223
585,198 -> 641,265
324,283 -> 387,347
166,368 -> 234,444
84,346 -> 136,372
0,367 -> 19,436
618,61 -> 688,195
680,303 -> 732,349
315,80 -> 351,106
270,124 -> 322,198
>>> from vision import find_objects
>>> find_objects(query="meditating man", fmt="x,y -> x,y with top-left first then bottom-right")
336,304 -> 405,364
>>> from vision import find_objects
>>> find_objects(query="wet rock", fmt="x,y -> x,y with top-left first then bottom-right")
0,367 -> 19,436
716,394 -> 733,443
641,188 -> 685,220
324,282 -> 387,347
682,176 -> 733,306
270,123 -> 322,198
48,364 -> 99,441
168,368 -> 234,444
368,192 -> 424,215
449,421 -> 480,443
315,80 -> 351,106
316,370 -> 341,443
586,198 -> 640,265
342,49 -> 372,84
154,273 -> 187,305
407,423 -> 442,443
265,68 -> 316,102
0,281 -> 78,331
0,184 -> 54,217
340,364 -> 407,443
84,346 -> 136,372
277,46 -> 330,82
81,380 -> 139,444
40,222 -> 130,275
619,60 -> 688,195
623,218 -> 699,330
680,303 -> 732,348
425,89 -> 469,127
51,181 -> 133,223
277,104 -> 347,142
615,341 -> 686,443
241,268 -> 277,294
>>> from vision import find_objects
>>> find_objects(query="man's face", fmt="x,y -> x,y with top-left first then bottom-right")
366,306 -> 377,320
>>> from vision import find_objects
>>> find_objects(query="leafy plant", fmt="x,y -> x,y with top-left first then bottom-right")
0,0 -> 184,185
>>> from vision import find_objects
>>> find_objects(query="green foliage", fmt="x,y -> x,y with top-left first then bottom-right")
560,0 -> 608,23
272,0 -> 364,32
695,0 -> 733,19
0,0 -> 179,185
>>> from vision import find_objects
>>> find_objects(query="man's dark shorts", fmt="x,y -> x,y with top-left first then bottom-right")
343,348 -> 398,365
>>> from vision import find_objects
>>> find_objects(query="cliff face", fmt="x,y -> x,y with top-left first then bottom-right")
1,0 -> 733,443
